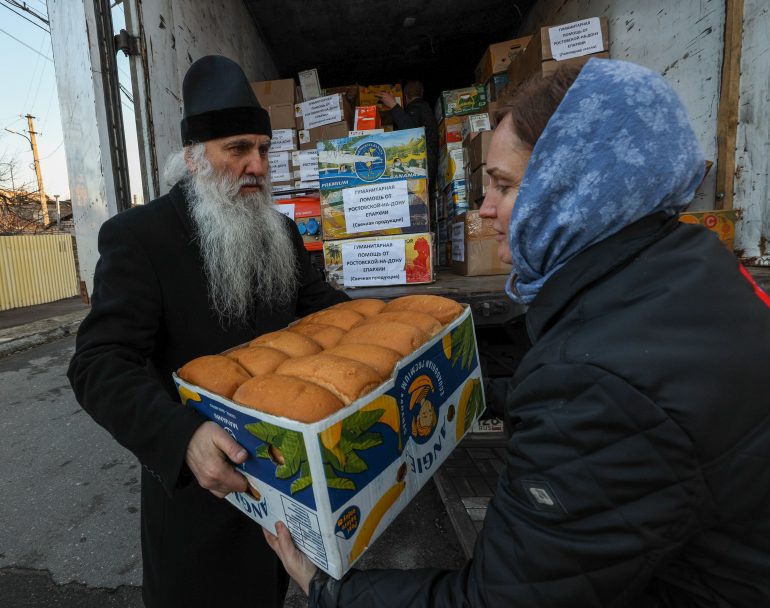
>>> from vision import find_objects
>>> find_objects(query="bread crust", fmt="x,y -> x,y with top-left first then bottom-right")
178,355 -> 251,398
338,321 -> 429,357
382,295 -> 463,325
249,330 -> 322,357
232,374 -> 343,422
276,354 -> 383,405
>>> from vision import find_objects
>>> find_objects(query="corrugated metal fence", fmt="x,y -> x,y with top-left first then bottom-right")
0,234 -> 79,311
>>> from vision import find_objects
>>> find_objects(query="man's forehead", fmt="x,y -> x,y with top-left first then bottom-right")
217,133 -> 271,146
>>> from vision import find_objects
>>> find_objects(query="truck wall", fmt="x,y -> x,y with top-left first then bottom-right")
135,0 -> 279,199
49,0 -> 122,297
734,0 -> 770,263
519,0 -> 724,211
521,0 -> 770,262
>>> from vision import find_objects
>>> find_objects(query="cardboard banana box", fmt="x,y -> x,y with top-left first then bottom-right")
173,306 -> 484,578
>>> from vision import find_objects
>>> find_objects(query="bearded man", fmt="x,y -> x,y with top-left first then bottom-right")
68,55 -> 348,608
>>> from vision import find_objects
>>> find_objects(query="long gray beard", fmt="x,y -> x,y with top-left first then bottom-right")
184,159 -> 299,325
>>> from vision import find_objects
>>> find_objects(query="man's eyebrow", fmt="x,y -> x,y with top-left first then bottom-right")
224,138 -> 257,147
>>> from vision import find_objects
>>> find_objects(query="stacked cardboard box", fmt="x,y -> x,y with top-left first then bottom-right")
315,128 -> 433,287
251,78 -> 298,131
274,195 -> 323,252
475,36 -> 530,102
451,211 -> 513,276
295,93 -> 354,151
358,84 -> 403,126
463,130 -> 493,206
507,17 -> 610,90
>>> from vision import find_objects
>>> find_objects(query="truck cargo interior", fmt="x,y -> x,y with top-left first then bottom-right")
242,0 -> 537,98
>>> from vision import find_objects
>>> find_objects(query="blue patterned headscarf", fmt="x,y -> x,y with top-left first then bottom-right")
506,58 -> 705,304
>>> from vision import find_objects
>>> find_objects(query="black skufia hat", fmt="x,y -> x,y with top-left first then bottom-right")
180,55 -> 271,145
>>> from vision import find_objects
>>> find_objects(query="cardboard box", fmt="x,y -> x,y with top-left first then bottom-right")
270,128 -> 298,152
451,211 -> 513,276
485,73 -> 510,102
438,116 -> 464,149
541,51 -> 609,76
461,113 -> 491,141
435,86 -> 487,122
354,106 -> 381,131
296,93 -> 353,131
508,17 -> 610,90
299,122 -> 352,150
487,101 -> 500,127
317,128 -> 427,191
468,165 -> 491,203
320,178 -> 430,240
173,304 -> 482,578
324,84 -> 359,107
465,130 -> 493,173
269,103 -> 298,130
358,84 -> 403,113
541,17 -> 609,61
299,68 -> 323,100
274,195 -> 323,251
679,209 -> 737,250
323,232 -> 435,287
250,79 -> 296,107
438,147 -> 465,191
475,36 -> 531,84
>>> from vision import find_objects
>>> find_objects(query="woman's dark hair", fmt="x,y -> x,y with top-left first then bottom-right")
495,63 -> 584,148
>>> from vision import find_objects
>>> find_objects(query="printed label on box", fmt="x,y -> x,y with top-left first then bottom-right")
271,129 -> 296,152
294,150 -> 320,181
300,95 -> 343,130
273,203 -> 295,221
342,181 -> 410,234
342,239 -> 406,287
269,151 -> 291,183
452,222 -> 465,261
549,18 -> 603,60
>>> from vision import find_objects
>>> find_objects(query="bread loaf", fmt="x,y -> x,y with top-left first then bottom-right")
324,344 -> 402,378
232,375 -> 343,422
358,311 -> 442,337
338,321 -> 428,357
331,298 -> 386,317
382,295 -> 463,325
249,330 -> 322,357
226,345 -> 288,376
285,323 -> 345,349
276,354 -> 383,405
178,355 -> 251,398
296,308 -> 364,331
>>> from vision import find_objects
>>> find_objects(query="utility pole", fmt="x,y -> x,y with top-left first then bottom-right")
5,115 -> 50,227
25,114 -> 50,227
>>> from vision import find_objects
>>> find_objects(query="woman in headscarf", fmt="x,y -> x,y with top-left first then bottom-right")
265,59 -> 770,607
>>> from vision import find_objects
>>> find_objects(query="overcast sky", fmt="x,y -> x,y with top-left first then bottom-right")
0,1 -> 142,201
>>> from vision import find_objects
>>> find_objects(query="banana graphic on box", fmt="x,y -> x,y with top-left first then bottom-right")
455,378 -> 482,441
349,479 -> 406,563
178,386 -> 201,406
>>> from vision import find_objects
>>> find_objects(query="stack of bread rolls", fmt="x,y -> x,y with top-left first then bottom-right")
177,295 -> 463,422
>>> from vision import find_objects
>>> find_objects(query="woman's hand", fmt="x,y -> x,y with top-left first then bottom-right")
263,521 -> 318,595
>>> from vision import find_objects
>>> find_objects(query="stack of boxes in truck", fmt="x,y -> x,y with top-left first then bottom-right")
318,128 -> 433,288
434,87 -> 491,267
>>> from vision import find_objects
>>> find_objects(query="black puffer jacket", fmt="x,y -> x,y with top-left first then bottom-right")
310,213 -> 770,607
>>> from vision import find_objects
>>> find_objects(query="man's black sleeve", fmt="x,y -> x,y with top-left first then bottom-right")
67,217 -> 205,497
389,103 -> 423,130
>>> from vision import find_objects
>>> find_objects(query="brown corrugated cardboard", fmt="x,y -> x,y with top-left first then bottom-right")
324,84 -> 359,107
451,211 -> 512,276
508,17 -> 610,90
269,103 -> 297,130
540,17 -> 609,61
541,51 -> 609,75
474,36 -> 531,84
469,166 -> 491,203
250,79 -> 296,107
466,131 -> 493,173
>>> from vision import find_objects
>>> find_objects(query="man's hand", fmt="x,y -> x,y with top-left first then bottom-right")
264,522 -> 318,595
185,421 -> 249,498
375,91 -> 398,109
